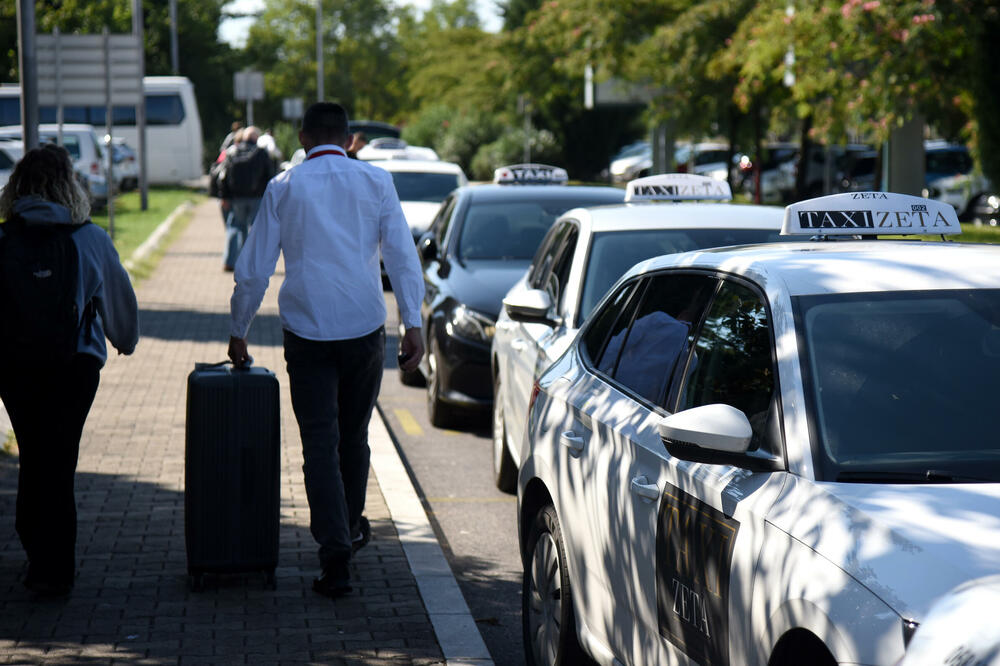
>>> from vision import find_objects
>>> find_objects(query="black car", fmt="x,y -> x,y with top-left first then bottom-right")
408,169 -> 625,427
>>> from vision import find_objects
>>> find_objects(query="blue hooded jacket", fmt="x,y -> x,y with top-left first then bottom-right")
0,196 -> 139,364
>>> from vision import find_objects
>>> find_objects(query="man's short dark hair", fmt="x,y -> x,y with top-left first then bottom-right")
302,103 -> 349,144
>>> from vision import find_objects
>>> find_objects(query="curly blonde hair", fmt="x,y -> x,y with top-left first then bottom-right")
0,143 -> 91,224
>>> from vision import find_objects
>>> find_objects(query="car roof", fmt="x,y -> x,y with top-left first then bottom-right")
631,241 -> 1000,296
461,183 -> 626,203
565,202 -> 785,233
370,159 -> 464,175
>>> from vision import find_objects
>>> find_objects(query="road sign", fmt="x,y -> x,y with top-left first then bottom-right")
35,33 -> 142,106
282,97 -> 303,120
234,70 -> 264,101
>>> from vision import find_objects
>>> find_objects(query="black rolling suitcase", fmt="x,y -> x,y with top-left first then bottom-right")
185,361 -> 280,590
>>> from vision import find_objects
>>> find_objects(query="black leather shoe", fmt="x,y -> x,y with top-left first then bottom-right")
312,562 -> 351,599
352,516 -> 371,554
24,570 -> 73,598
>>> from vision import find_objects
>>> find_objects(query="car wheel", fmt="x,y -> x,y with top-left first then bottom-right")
522,505 -> 586,666
492,376 -> 517,493
426,342 -> 459,428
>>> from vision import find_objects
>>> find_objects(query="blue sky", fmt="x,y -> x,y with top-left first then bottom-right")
218,0 -> 502,47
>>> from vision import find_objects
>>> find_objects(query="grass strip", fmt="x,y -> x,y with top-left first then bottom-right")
91,187 -> 206,260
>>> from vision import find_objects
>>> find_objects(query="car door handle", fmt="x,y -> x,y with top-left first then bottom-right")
630,476 -> 660,502
511,338 -> 528,352
559,431 -> 585,456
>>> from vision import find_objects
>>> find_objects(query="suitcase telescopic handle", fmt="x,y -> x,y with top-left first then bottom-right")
194,356 -> 254,371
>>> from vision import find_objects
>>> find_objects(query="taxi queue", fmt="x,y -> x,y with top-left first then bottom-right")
395,163 -> 1000,666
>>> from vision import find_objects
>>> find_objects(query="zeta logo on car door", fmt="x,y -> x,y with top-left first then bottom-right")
656,483 -> 740,666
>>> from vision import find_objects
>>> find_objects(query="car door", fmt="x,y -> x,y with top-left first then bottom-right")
506,222 -> 579,460
611,274 -> 787,665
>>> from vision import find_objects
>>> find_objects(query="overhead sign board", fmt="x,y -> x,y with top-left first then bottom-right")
35,33 -> 142,106
234,71 -> 265,102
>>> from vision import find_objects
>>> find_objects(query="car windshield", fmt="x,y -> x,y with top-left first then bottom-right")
578,228 -> 786,324
458,192 -> 619,261
926,149 -> 972,176
390,171 -> 461,203
795,289 -> 1000,483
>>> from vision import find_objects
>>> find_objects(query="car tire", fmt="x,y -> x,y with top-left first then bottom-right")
522,505 -> 586,666
492,376 -> 517,493
426,342 -> 460,428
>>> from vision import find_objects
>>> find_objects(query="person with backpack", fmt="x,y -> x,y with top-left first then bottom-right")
219,126 -> 275,271
0,144 -> 139,597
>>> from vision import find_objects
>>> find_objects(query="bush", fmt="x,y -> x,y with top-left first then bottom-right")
401,105 -> 455,150
470,128 -> 560,180
435,110 -> 504,174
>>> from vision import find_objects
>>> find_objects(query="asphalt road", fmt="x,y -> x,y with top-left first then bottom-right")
379,291 -> 525,666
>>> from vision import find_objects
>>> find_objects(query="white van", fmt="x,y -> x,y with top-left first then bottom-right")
0,76 -> 203,185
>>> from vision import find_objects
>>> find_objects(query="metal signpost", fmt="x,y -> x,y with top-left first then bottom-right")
234,70 -> 265,126
35,31 -> 142,237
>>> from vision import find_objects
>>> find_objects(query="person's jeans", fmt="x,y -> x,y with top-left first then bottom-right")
224,197 -> 261,268
283,327 -> 385,570
0,354 -> 101,587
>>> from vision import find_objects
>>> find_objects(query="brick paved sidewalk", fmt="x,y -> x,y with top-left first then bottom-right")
0,200 -> 444,665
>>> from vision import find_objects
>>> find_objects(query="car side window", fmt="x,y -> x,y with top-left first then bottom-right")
529,222 -> 570,289
607,273 -> 717,406
545,227 -> 578,309
433,195 -> 457,248
581,279 -> 645,375
675,279 -> 779,451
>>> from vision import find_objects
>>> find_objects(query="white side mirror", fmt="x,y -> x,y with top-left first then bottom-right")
503,288 -> 555,325
658,404 -> 752,454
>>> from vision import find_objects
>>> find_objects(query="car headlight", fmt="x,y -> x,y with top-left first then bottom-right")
447,304 -> 496,344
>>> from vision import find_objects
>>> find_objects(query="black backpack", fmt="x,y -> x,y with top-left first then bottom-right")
0,217 -> 94,362
221,145 -> 270,198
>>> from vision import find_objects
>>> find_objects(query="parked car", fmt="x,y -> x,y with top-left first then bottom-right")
970,193 -> 999,226
0,139 -> 23,191
357,138 -> 438,161
608,141 -> 651,183
410,164 -> 625,427
371,159 -> 468,243
923,140 -> 991,217
518,191 -> 999,666
491,173 -> 789,492
105,136 -> 139,192
0,124 -> 109,206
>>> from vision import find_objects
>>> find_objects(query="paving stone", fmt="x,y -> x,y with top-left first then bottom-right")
0,201 -> 444,664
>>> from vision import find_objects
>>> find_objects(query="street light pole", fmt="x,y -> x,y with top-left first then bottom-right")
316,0 -> 324,101
16,0 -> 39,149
169,0 -> 179,75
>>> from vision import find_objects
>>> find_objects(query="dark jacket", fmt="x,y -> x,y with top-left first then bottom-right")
220,142 -> 275,199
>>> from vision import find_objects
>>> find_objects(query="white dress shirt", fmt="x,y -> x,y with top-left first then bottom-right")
230,144 -> 424,341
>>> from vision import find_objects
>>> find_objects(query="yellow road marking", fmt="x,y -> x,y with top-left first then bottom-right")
393,408 -> 424,437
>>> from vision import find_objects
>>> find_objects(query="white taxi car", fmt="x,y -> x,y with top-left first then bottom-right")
492,174 -> 788,492
517,192 -> 1000,666
371,158 -> 468,243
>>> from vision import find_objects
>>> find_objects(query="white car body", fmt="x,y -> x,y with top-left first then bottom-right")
492,197 -> 786,491
0,139 -> 23,191
518,193 -> 1000,666
370,159 -> 467,241
0,124 -> 109,205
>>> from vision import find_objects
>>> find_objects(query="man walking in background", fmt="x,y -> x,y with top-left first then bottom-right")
219,125 -> 274,271
228,102 -> 424,598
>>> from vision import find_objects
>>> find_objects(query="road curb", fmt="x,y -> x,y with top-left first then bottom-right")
122,200 -> 195,274
369,406 -> 495,666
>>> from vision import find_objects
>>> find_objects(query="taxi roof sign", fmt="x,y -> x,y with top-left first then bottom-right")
625,173 -> 732,202
782,192 -> 962,236
493,163 -> 569,185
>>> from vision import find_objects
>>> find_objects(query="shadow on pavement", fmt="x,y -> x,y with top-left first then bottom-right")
138,308 -> 284,346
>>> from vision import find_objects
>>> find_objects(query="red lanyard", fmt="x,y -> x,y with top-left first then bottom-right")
307,149 -> 345,160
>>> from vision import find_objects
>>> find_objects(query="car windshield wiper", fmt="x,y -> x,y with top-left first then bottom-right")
836,470 -> 996,483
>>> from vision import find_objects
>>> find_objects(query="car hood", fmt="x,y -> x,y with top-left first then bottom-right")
768,476 -> 1000,620
448,259 -> 532,317
400,201 -> 441,234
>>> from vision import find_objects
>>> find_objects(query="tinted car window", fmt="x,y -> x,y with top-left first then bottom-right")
0,149 -> 13,169
605,273 -> 716,405
593,281 -> 646,376
146,94 -> 185,126
40,134 -> 81,159
529,222 -> 571,289
548,228 -> 578,308
391,172 -> 461,203
583,280 -> 642,369
433,195 -> 458,248
796,289 -> 1000,482
580,228 -> 786,325
677,280 -> 776,447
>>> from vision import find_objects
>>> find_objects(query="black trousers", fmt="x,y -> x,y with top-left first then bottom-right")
0,354 -> 101,586
283,327 -> 384,569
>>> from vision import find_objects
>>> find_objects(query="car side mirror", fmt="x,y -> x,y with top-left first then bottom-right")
503,289 -> 558,326
658,403 -> 775,469
418,234 -> 438,263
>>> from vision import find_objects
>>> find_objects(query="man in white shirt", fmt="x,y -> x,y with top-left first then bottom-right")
228,102 -> 424,598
